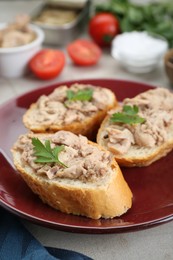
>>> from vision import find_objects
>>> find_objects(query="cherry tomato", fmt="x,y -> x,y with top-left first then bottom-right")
89,13 -> 120,47
67,39 -> 102,66
29,49 -> 65,80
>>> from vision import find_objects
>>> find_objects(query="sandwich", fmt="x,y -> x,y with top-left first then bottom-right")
11,130 -> 132,219
97,87 -> 173,167
23,83 -> 117,140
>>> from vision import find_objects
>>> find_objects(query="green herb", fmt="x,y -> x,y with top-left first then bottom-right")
103,34 -> 114,43
66,88 -> 93,102
95,0 -> 173,47
110,105 -> 145,124
32,138 -> 67,167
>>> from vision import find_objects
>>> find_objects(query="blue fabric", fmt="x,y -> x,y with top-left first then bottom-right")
0,207 -> 93,260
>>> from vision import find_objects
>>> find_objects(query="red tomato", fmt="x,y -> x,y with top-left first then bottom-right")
89,13 -> 120,47
29,49 -> 65,80
67,39 -> 102,66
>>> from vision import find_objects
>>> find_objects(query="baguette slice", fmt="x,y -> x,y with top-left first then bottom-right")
97,115 -> 173,167
97,87 -> 173,167
11,131 -> 132,219
23,83 -> 117,140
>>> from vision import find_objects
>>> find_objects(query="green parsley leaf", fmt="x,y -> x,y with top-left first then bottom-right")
110,105 -> 145,125
122,105 -> 139,115
66,88 -> 93,102
32,138 -> 67,167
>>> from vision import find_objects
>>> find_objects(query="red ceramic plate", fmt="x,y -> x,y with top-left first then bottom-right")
0,79 -> 173,234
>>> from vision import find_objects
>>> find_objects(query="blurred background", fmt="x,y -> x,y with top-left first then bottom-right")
0,0 -> 173,83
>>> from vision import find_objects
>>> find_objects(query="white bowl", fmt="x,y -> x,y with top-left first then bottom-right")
0,23 -> 44,78
112,49 -> 161,74
111,31 -> 168,74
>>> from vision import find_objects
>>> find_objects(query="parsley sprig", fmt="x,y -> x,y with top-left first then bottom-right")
32,138 -> 67,167
66,88 -> 93,102
110,105 -> 145,125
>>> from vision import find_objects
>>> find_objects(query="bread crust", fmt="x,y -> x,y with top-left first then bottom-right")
23,102 -> 116,140
11,138 -> 132,219
23,87 -> 117,140
97,114 -> 173,167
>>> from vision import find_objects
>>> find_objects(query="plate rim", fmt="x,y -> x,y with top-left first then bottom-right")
1,198 -> 173,234
0,78 -> 158,109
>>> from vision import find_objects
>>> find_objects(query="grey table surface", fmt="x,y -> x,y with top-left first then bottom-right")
0,1 -> 173,260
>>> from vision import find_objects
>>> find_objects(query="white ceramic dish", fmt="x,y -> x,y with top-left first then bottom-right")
112,50 -> 161,74
111,31 -> 168,74
0,23 -> 44,78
